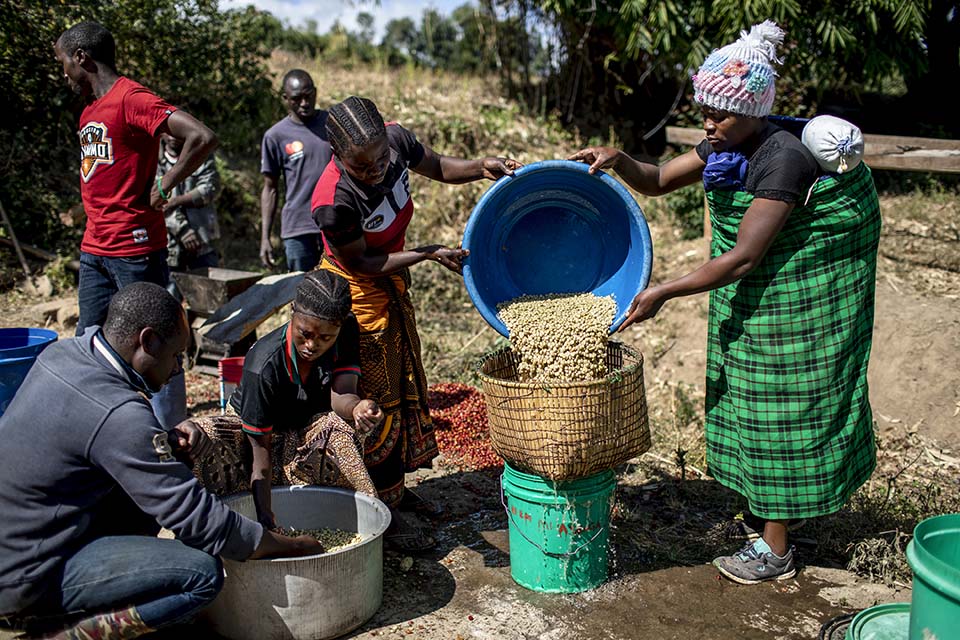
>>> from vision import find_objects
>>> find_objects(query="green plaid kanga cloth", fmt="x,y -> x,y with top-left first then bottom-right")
704,163 -> 882,520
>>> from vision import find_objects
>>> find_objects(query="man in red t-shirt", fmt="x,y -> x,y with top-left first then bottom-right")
54,21 -> 218,428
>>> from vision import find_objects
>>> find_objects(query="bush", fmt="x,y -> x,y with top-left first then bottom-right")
0,0 -> 281,254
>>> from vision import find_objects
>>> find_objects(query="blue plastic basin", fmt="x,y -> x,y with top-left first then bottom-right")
0,328 -> 58,417
462,160 -> 652,336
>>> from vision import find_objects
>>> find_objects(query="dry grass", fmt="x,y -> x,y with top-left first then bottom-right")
608,379 -> 960,584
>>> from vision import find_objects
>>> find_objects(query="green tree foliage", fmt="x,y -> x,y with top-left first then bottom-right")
378,2 -> 541,77
538,0 -> 953,146
382,17 -> 419,66
0,0 -> 281,252
269,18 -> 330,59
418,9 -> 460,68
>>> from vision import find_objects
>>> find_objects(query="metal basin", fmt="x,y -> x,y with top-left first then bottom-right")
200,486 -> 391,640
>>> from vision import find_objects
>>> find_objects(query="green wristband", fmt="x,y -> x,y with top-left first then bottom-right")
156,176 -> 169,200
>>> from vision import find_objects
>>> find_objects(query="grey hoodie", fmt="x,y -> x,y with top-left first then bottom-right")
0,328 -> 262,615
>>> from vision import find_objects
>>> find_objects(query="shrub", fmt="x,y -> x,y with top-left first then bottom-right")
0,0 -> 281,253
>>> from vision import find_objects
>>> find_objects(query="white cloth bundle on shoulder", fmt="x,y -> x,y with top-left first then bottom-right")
801,115 -> 864,174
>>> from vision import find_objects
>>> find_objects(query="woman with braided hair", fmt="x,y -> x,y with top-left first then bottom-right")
194,269 -> 384,532
310,96 -> 521,551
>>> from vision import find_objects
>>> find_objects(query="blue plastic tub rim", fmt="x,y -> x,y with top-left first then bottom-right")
0,328 -> 59,358
462,159 -> 653,336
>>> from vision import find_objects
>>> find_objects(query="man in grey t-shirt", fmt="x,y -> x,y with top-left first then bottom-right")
259,69 -> 332,271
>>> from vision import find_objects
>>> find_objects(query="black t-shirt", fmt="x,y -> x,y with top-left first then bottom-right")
229,316 -> 361,435
310,123 -> 425,253
696,122 -> 819,203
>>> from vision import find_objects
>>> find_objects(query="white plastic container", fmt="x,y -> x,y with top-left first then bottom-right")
200,486 -> 391,640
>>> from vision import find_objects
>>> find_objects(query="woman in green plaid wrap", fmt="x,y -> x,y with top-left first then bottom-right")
570,21 -> 881,585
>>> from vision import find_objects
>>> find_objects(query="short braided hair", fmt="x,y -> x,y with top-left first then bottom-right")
326,96 -> 386,157
293,270 -> 352,322
58,21 -> 116,70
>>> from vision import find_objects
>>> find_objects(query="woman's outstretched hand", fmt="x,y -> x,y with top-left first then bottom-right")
415,244 -> 469,274
481,156 -> 523,180
618,286 -> 668,332
432,246 -> 469,274
568,147 -> 621,174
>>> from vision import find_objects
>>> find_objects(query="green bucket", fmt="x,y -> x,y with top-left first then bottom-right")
844,603 -> 910,640
501,462 -> 616,593
906,513 -> 960,640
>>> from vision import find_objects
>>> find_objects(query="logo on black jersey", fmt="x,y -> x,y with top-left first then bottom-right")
363,214 -> 385,230
152,433 -> 175,462
78,122 -> 114,182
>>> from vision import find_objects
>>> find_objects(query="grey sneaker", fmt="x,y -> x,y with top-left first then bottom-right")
713,540 -> 797,584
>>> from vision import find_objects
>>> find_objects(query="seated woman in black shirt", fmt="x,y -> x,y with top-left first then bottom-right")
227,270 -> 383,529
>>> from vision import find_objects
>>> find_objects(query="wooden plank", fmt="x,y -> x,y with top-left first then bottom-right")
863,150 -> 960,174
665,126 -> 705,147
0,237 -> 80,271
862,134 -> 960,152
666,126 -> 960,173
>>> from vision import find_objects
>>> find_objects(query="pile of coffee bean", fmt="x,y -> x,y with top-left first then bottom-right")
281,527 -> 364,552
497,293 -> 615,382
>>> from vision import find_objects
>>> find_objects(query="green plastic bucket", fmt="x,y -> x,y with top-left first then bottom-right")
906,513 -> 960,640
501,462 -> 616,593
844,603 -> 910,640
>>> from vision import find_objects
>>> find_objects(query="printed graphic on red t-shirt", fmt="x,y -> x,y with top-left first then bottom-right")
79,122 -> 114,182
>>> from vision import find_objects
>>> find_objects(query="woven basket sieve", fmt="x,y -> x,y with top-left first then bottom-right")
477,341 -> 650,481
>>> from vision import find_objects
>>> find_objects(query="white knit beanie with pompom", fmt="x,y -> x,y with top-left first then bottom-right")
692,21 -> 785,117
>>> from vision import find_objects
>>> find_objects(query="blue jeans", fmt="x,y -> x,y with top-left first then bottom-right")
19,536 -> 223,632
283,233 -> 321,272
77,250 -> 187,429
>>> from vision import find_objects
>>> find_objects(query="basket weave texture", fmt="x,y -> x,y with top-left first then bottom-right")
477,341 -> 650,481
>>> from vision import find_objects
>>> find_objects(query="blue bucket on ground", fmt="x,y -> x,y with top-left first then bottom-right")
0,328 -> 58,417
462,160 -> 652,336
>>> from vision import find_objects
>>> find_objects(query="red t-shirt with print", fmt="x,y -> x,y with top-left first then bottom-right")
77,76 -> 176,256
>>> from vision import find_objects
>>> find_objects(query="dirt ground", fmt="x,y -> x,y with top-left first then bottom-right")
0,191 -> 956,640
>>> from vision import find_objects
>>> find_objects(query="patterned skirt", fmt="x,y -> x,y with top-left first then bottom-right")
320,256 -> 439,507
704,163 -> 882,519
192,412 -> 376,498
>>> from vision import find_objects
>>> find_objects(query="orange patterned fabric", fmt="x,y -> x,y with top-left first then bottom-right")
319,255 -> 403,333
192,412 -> 375,497
319,256 -> 438,506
